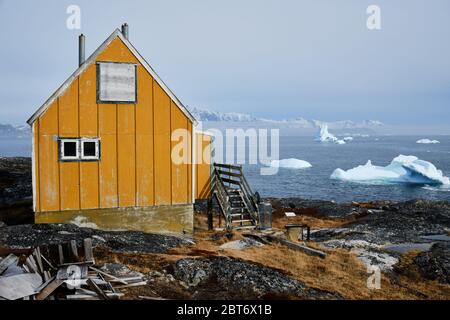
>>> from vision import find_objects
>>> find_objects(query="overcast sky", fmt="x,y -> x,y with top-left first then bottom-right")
0,0 -> 449,127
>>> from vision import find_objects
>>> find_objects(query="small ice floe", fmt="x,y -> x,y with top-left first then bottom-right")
416,139 -> 440,144
268,158 -> 312,169
315,124 -> 346,145
331,155 -> 450,185
70,216 -> 99,229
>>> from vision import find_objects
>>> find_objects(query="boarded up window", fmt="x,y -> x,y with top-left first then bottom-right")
97,62 -> 136,103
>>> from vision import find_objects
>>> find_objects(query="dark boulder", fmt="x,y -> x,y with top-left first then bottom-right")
415,242 -> 450,285
172,256 -> 341,299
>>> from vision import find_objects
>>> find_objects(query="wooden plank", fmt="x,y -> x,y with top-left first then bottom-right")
40,254 -> 56,270
33,247 -> 44,274
87,278 -> 109,300
108,276 -> 143,283
153,82 -> 171,205
213,163 -> 242,170
220,177 -> 241,186
0,254 -> 18,275
66,294 -> 100,300
83,238 -> 94,263
58,244 -> 64,265
69,240 -> 79,261
88,266 -> 127,285
138,295 -> 168,300
25,255 -> 39,274
35,279 -> 64,300
267,236 -> 326,258
113,281 -> 147,289
0,273 -> 43,300
217,169 -> 243,179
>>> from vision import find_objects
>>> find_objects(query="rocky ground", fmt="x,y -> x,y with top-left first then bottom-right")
267,197 -> 450,286
0,157 -> 449,299
0,157 -> 33,225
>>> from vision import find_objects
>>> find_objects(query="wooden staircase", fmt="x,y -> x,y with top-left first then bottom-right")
212,163 -> 259,231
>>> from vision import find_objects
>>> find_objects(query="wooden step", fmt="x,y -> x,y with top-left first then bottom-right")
231,219 -> 253,224
234,225 -> 257,230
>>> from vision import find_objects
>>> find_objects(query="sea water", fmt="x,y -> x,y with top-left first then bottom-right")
1,135 -> 449,202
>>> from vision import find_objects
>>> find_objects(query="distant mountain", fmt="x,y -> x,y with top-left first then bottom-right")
0,124 -> 31,138
189,107 -> 384,131
190,107 -> 256,122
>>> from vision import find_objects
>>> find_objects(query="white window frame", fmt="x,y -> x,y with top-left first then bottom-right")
60,139 -> 80,161
80,138 -> 100,160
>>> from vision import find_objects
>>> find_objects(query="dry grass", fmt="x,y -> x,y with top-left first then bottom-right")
170,230 -> 450,300
92,212 -> 450,300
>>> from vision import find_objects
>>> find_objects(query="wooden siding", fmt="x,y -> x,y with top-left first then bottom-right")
195,133 -> 212,200
34,37 -> 194,212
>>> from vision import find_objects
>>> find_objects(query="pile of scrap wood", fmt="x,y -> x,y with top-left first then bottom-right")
0,238 -> 147,300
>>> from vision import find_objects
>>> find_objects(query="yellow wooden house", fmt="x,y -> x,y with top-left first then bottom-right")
27,24 -> 212,234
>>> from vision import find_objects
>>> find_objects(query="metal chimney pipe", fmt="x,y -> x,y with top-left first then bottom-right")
78,34 -> 85,66
121,23 -> 129,40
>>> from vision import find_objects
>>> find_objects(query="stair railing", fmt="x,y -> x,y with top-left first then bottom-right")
212,167 -> 232,230
212,163 -> 259,228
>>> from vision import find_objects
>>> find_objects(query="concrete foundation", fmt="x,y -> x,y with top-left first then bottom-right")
35,204 -> 194,235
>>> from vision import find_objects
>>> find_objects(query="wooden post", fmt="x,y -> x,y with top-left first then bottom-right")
58,244 -> 64,265
83,238 -> 94,263
207,197 -> 213,230
70,240 -> 79,262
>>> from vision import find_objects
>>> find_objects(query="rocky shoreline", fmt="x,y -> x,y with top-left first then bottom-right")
1,157 -> 449,299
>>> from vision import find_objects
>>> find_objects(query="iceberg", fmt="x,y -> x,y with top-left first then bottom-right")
416,139 -> 440,144
315,124 -> 346,144
331,155 -> 450,185
268,158 -> 312,169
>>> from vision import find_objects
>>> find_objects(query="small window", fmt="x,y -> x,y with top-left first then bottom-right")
81,138 -> 100,160
97,62 -> 137,103
60,139 -> 80,160
59,138 -> 100,161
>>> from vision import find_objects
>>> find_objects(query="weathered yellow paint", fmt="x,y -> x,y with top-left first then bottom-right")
196,133 -> 212,200
38,101 -> 60,211
117,104 -> 136,207
32,32 -> 202,236
153,82 -> 172,205
58,83 -> 80,210
171,102 -> 188,204
135,65 -> 154,206
58,79 -> 79,136
98,104 -> 118,208
33,121 -> 40,212
79,64 -> 99,209
187,122 -> 192,202
35,205 -> 194,235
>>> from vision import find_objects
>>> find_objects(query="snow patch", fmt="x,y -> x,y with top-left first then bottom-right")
70,216 -> 99,229
268,158 -> 312,169
331,155 -> 450,185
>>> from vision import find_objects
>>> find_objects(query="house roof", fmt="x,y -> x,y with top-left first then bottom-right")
27,28 -> 197,125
